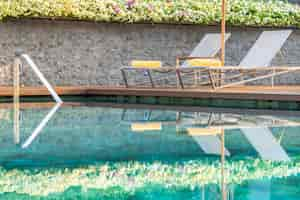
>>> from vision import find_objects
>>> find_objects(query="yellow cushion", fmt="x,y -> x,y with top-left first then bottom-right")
186,128 -> 222,136
131,123 -> 162,132
187,58 -> 222,67
131,60 -> 162,69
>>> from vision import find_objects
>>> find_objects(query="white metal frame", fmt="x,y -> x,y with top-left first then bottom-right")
13,54 -> 63,148
21,54 -> 62,103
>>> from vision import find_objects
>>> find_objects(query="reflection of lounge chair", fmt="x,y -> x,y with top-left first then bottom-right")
186,127 -> 230,156
122,109 -> 177,132
121,109 -> 179,123
186,127 -> 222,136
131,122 -> 162,132
177,113 -> 232,156
176,112 -> 300,158
242,128 -> 290,161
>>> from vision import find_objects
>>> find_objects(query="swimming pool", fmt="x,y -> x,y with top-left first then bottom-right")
0,103 -> 300,199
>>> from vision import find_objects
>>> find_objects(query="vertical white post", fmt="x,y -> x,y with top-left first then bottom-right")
13,58 -> 20,144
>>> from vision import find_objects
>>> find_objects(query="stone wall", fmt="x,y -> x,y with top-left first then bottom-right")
0,64 -> 11,85
0,20 -> 300,86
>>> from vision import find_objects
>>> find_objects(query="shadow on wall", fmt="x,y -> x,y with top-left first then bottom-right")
0,64 -> 12,86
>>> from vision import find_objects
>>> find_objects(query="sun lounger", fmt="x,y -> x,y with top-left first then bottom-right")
175,56 -> 222,89
121,60 -> 163,88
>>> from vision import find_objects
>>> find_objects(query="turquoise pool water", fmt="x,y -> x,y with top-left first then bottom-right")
0,103 -> 300,199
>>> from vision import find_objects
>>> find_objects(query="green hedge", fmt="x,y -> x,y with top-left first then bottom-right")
0,0 -> 300,27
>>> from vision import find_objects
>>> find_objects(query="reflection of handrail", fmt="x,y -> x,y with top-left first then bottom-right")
22,102 -> 62,148
14,53 -> 63,148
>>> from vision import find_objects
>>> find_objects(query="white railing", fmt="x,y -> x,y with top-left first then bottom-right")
21,54 -> 63,103
13,53 -> 63,148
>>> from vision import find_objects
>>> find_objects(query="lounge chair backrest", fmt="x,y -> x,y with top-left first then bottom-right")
131,60 -> 162,69
239,30 -> 292,67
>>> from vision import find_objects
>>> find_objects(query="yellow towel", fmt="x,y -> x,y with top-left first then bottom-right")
131,60 -> 162,69
131,123 -> 162,132
186,128 -> 222,136
187,58 -> 222,67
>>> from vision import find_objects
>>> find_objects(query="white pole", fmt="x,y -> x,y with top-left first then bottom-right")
21,54 -> 63,103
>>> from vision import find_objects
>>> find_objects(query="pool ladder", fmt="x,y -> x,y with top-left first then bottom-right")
13,52 -> 63,148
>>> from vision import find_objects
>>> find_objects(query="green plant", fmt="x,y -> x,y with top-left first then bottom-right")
0,0 -> 299,27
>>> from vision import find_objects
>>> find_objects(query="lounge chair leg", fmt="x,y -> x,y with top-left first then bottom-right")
147,69 -> 155,88
121,109 -> 127,120
121,69 -> 129,88
176,112 -> 182,122
218,69 -> 223,87
271,68 -> 275,88
176,69 -> 184,89
194,70 -> 198,86
208,69 -> 216,90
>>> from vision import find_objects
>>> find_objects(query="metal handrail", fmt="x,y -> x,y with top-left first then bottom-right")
13,53 -> 63,148
21,54 -> 63,103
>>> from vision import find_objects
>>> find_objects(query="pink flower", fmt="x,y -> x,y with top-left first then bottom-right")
178,11 -> 189,18
127,0 -> 135,9
148,4 -> 154,12
113,4 -> 121,14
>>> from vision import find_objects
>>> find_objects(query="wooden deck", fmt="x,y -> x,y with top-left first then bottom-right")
0,85 -> 300,101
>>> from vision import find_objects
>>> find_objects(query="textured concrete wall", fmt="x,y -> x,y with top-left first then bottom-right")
0,20 -> 300,86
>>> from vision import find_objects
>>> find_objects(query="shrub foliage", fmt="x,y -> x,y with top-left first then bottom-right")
0,0 -> 300,27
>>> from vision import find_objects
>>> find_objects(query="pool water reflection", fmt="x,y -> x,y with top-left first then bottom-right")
0,103 -> 300,199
